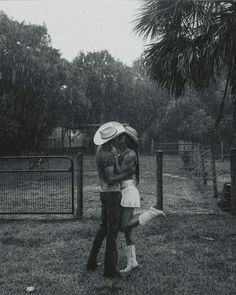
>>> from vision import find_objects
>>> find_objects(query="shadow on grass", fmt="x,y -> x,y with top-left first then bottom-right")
1,236 -> 42,247
0,215 -> 100,224
95,284 -> 122,294
0,216 -> 82,224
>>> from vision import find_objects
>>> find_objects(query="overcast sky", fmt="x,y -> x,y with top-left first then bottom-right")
0,0 -> 147,65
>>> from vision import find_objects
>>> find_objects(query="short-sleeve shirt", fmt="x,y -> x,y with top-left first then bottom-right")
96,145 -> 120,192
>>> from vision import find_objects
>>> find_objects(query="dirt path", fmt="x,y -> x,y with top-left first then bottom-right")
162,176 -> 220,214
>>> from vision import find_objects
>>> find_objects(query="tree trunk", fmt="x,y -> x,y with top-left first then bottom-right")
231,147 -> 236,215
233,87 -> 236,147
231,87 -> 236,215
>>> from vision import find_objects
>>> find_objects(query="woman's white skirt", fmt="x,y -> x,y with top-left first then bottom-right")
121,179 -> 141,208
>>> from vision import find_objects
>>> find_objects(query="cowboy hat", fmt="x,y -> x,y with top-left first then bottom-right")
94,121 -> 126,145
125,126 -> 138,144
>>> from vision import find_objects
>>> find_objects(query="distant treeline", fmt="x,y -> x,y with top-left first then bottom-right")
0,12 -> 233,154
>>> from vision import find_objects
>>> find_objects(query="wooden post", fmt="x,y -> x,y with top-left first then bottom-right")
61,127 -> 64,148
156,150 -> 163,210
231,148 -> 236,215
151,139 -> 154,155
221,141 -> 224,162
193,144 -> 201,178
210,146 -> 218,198
200,147 -> 207,185
76,153 -> 83,218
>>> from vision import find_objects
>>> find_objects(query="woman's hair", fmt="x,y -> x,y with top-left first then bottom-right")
125,135 -> 139,184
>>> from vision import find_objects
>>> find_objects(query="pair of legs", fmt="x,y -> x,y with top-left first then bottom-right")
119,204 -> 166,274
120,207 -> 136,245
120,205 -> 166,244
123,204 -> 166,229
120,207 -> 139,274
120,204 -> 167,244
87,191 -> 122,277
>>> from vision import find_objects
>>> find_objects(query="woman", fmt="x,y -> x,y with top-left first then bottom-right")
112,126 -> 166,275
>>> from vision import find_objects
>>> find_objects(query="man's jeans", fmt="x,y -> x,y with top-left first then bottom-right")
87,191 -> 121,276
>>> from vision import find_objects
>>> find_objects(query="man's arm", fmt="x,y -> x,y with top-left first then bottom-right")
104,164 -> 135,185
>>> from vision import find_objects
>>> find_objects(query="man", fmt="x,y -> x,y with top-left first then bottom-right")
87,122 -> 134,278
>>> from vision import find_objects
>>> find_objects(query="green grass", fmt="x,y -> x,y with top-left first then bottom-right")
0,214 -> 235,295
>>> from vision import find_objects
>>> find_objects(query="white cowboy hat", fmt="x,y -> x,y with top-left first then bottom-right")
94,121 -> 126,145
125,126 -> 139,144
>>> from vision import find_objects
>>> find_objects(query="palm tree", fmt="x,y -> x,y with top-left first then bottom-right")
134,0 -> 236,214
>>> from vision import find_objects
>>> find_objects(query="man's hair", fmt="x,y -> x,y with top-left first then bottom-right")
125,135 -> 139,184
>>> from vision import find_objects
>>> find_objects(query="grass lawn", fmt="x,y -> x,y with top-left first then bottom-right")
0,155 -> 235,294
0,213 -> 236,295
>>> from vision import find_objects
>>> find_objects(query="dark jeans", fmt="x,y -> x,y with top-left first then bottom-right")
87,191 -> 121,276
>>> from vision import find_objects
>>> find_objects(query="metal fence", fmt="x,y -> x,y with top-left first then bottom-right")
155,143 -> 201,176
0,156 -> 74,214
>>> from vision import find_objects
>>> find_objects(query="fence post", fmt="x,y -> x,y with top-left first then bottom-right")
197,144 -> 202,178
76,153 -> 83,218
210,146 -> 218,198
231,148 -> 236,215
200,146 -> 207,185
151,139 -> 154,155
156,150 -> 163,210
221,141 -> 224,162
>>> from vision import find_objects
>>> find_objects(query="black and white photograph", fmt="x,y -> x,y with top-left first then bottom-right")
0,0 -> 236,294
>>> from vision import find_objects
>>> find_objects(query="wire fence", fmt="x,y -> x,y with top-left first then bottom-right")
154,142 -> 232,208
81,151 -> 219,216
0,156 -> 74,215
0,145 -> 231,217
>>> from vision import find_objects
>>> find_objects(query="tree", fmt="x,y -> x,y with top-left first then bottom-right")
0,12 -> 66,152
153,85 -> 233,144
157,95 -> 214,142
134,0 -> 236,214
72,50 -> 130,124
134,0 -> 236,143
123,58 -> 170,140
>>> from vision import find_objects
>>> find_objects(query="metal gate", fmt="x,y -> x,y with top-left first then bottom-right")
0,156 -> 74,215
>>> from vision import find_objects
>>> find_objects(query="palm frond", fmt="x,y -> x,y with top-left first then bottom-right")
134,0 -> 236,96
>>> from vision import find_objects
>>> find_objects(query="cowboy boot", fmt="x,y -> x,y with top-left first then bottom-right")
130,245 -> 138,269
120,245 -> 133,274
138,207 -> 166,226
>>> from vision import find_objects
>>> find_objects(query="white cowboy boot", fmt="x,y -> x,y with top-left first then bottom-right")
139,207 -> 166,226
130,245 -> 138,269
120,245 -> 133,274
